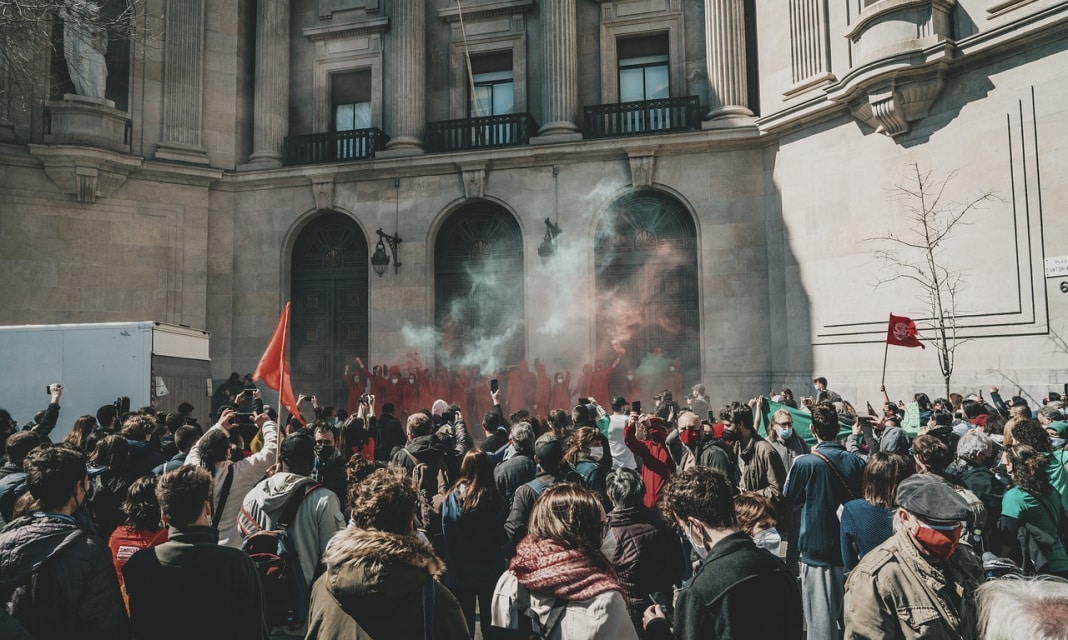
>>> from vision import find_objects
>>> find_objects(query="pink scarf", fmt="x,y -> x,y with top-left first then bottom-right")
509,538 -> 622,601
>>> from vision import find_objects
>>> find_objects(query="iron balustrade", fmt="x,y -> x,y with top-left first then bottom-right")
282,128 -> 390,165
426,113 -> 538,153
584,96 -> 702,139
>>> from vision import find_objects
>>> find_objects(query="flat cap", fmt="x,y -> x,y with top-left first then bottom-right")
896,474 -> 969,524
534,433 -> 564,466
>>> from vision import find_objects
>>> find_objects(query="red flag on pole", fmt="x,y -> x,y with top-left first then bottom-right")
253,302 -> 305,425
886,313 -> 925,349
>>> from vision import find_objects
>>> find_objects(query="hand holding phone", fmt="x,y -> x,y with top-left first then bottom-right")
489,379 -> 499,394
632,400 -> 641,413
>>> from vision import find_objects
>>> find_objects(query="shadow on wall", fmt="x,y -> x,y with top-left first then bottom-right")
763,144 -> 815,404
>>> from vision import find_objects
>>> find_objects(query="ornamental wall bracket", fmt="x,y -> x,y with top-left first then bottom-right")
458,162 -> 488,200
627,146 -> 659,187
826,44 -> 953,138
309,175 -> 337,211
28,144 -> 142,204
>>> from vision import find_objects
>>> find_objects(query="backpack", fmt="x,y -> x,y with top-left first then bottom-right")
563,460 -> 598,489
239,481 -> 320,629
401,448 -> 447,546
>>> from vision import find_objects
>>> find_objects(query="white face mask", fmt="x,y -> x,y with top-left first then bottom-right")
588,446 -> 603,460
601,529 -> 618,558
686,522 -> 709,560
391,378 -> 398,384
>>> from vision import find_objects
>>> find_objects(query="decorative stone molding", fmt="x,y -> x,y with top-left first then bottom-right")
45,97 -> 131,154
318,0 -> 380,20
846,0 -> 956,66
785,0 -> 834,97
438,0 -> 533,22
825,0 -> 956,138
846,66 -> 946,136
29,144 -> 142,204
459,162 -> 488,200
986,0 -> 1036,16
627,147 -> 658,187
310,176 -> 336,210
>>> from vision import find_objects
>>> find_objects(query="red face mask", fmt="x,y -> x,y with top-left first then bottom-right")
912,521 -> 962,562
679,429 -> 701,447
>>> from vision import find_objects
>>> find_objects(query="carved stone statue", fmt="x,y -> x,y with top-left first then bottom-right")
61,0 -> 108,100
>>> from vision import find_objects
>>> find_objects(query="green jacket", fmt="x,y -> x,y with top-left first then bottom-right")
844,526 -> 983,640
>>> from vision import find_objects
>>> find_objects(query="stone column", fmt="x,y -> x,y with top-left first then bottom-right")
383,0 -> 424,154
156,0 -> 209,164
245,0 -> 289,168
704,0 -> 753,120
535,0 -> 581,139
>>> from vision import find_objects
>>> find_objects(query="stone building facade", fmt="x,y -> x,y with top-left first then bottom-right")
1,0 -> 1065,410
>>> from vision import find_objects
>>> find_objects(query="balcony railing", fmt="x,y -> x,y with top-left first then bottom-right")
282,128 -> 390,165
426,112 -> 539,153
584,96 -> 702,139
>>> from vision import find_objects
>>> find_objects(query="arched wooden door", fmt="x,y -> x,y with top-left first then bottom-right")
595,190 -> 699,402
290,212 -> 369,410
434,203 -> 525,371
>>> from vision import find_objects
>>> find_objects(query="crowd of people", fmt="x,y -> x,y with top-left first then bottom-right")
2,373 -> 1068,639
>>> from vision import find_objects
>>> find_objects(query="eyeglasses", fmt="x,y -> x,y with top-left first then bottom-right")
775,421 -> 793,427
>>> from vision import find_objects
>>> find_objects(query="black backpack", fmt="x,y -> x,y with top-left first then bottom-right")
239,481 -> 320,629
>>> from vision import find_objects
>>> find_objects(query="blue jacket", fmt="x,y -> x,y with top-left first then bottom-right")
783,442 -> 865,567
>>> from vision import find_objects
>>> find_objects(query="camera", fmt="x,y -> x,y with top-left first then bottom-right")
359,393 -> 370,405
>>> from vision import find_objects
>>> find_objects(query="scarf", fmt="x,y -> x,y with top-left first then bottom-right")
509,538 -> 622,601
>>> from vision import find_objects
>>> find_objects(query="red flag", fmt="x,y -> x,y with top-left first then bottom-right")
886,313 -> 925,349
253,302 -> 305,425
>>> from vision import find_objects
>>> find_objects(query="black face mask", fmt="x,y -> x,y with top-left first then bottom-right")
316,445 -> 335,459
721,429 -> 738,442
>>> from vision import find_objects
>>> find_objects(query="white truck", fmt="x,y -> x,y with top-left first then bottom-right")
0,321 -> 212,441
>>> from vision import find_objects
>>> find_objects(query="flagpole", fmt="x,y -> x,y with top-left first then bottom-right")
880,339 -> 890,388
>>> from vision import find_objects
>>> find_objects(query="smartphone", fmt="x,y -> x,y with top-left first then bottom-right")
489,379 -> 499,393
632,400 -> 641,413
649,592 -> 673,623
45,385 -> 51,395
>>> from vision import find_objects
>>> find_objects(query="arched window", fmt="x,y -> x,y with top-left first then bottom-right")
290,212 -> 369,409
595,190 -> 699,402
435,203 -> 525,369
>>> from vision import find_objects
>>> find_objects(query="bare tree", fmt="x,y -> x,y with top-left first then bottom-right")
867,163 -> 999,398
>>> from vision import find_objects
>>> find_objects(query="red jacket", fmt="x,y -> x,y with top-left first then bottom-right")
624,420 -> 676,509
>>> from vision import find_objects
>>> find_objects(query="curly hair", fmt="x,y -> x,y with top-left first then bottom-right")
658,466 -> 736,531
1005,444 -> 1053,497
122,475 -> 163,531
528,483 -> 612,572
349,467 -> 418,534
1011,420 -> 1053,453
121,415 -> 157,441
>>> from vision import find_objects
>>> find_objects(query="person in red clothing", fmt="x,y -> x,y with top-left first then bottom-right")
624,414 -> 676,509
592,354 -> 622,407
550,370 -> 572,413
342,357 -> 369,415
506,360 -> 537,414
108,474 -> 168,612
534,359 -> 552,415
575,363 -> 594,400
381,365 -> 403,416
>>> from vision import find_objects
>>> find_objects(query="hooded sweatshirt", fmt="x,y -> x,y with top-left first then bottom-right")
305,528 -> 468,640
238,471 -> 346,585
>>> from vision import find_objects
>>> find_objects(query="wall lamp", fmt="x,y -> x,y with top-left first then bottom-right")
537,218 -> 562,258
371,228 -> 402,276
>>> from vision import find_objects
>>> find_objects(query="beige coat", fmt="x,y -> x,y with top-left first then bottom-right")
844,526 -> 983,640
